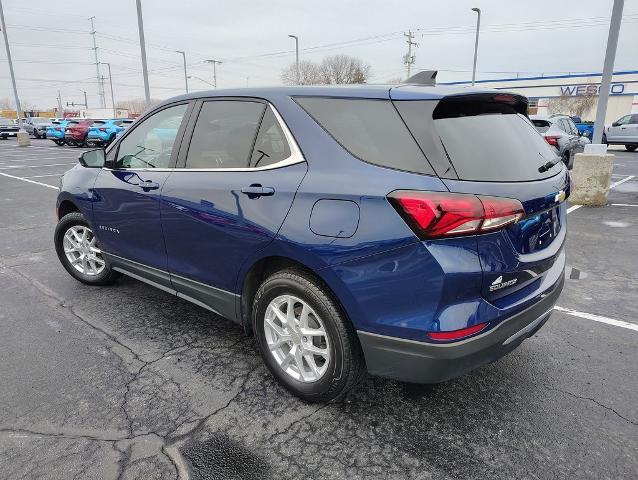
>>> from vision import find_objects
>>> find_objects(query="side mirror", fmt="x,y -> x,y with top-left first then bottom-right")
611,122 -> 619,127
78,149 -> 105,168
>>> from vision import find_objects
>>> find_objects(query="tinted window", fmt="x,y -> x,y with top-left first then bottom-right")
630,114 -> 638,124
531,119 -> 551,133
250,107 -> 291,168
115,103 -> 187,169
185,100 -> 264,169
399,100 -> 560,181
295,97 -> 434,175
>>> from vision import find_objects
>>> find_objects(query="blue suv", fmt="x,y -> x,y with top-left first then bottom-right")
54,84 -> 568,402
87,118 -> 135,146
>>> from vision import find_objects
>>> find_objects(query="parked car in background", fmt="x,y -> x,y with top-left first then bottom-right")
529,114 -> 589,169
24,117 -> 52,138
65,119 -> 103,147
47,120 -> 72,146
87,119 -> 135,146
54,86 -> 568,402
0,117 -> 20,139
568,115 -> 594,139
605,114 -> 638,151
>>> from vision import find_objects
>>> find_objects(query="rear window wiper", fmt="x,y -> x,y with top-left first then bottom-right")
538,156 -> 561,173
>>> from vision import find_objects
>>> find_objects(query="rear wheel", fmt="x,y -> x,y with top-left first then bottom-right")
33,131 -> 40,139
252,269 -> 365,403
625,144 -> 637,152
54,139 -> 64,146
54,212 -> 120,286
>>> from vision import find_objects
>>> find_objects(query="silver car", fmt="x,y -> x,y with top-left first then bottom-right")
529,114 -> 589,169
605,114 -> 638,151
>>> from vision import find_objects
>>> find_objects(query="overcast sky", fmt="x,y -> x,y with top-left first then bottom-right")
1,0 -> 637,110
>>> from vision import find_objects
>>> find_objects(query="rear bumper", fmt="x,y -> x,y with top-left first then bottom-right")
358,272 -> 564,384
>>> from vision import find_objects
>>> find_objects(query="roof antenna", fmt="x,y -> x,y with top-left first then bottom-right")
405,70 -> 437,85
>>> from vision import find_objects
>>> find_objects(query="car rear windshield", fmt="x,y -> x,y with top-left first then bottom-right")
294,97 -> 435,175
396,97 -> 561,182
531,119 -> 551,133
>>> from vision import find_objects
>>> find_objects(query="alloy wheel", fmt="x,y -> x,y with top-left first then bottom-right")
264,295 -> 330,383
62,225 -> 105,276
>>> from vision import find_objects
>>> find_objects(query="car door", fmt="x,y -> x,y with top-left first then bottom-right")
607,115 -> 630,142
624,114 -> 638,143
91,102 -> 192,289
160,99 -> 307,319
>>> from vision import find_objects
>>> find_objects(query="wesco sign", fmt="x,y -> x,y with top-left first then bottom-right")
559,84 -> 626,96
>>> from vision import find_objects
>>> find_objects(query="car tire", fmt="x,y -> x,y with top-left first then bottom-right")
54,140 -> 64,146
602,134 -> 608,145
562,151 -> 573,170
252,269 -> 365,403
625,145 -> 637,152
33,131 -> 40,139
54,212 -> 121,286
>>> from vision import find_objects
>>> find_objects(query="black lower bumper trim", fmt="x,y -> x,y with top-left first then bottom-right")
358,273 -> 564,384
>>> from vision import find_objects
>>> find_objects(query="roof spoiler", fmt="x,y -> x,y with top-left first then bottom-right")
405,70 -> 437,86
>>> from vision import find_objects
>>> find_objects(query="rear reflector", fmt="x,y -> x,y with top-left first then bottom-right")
388,191 -> 524,239
544,135 -> 560,147
427,322 -> 489,341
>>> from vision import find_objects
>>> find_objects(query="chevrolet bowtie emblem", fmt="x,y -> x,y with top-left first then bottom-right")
554,190 -> 566,203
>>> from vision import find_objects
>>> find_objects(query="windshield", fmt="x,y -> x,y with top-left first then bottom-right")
396,99 -> 561,182
32,118 -> 49,124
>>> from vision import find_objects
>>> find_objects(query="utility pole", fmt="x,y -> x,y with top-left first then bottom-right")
57,90 -> 63,117
135,0 -> 151,106
592,0 -> 624,144
288,35 -> 299,84
83,90 -> 88,109
0,0 -> 25,129
403,30 -> 418,79
204,59 -> 222,88
176,50 -> 188,93
101,62 -> 116,117
88,17 -> 105,108
471,8 -> 481,86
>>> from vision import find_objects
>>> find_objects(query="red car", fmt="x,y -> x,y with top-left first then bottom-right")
64,119 -> 103,147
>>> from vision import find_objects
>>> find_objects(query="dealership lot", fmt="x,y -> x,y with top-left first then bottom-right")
0,139 -> 636,479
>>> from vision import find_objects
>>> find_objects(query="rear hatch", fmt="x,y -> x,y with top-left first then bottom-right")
393,91 -> 568,302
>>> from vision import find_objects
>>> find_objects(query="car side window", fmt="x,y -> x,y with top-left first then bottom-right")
616,115 -> 630,125
629,114 -> 638,124
567,119 -> 578,135
249,107 -> 292,168
185,100 -> 265,169
115,104 -> 187,169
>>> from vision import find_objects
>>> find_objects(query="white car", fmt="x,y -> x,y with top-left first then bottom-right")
605,114 -> 638,151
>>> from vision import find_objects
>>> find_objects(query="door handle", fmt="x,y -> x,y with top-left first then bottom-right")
241,184 -> 275,197
140,180 -> 160,191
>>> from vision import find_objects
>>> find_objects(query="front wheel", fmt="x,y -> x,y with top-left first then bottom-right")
252,269 -> 365,403
54,139 -> 64,146
625,144 -> 637,152
54,212 -> 121,286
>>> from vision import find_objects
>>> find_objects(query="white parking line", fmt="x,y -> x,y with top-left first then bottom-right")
23,173 -> 64,178
567,175 -> 635,214
0,163 -> 75,170
554,306 -> 638,333
0,172 -> 59,190
611,203 -> 638,207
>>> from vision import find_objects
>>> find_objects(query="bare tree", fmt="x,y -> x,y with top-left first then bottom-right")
547,86 -> 598,119
386,77 -> 403,84
0,98 -> 13,110
116,98 -> 160,115
280,54 -> 371,86
281,60 -> 323,85
320,55 -> 371,84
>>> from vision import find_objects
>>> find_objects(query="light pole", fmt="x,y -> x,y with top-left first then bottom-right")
592,0 -> 624,145
100,62 -> 116,117
471,7 -> 481,86
204,59 -> 222,88
177,50 -> 188,93
0,0 -> 25,130
187,75 -> 214,88
288,34 -> 299,84
135,0 -> 151,106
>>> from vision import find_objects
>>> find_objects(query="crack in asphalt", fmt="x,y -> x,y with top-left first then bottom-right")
543,384 -> 637,425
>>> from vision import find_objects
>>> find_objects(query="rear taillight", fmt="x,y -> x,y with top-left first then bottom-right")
544,135 -> 560,147
55,127 -> 61,131
99,127 -> 107,132
427,322 -> 489,341
388,191 -> 524,239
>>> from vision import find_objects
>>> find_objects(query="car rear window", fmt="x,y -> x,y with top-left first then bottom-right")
396,97 -> 561,182
295,97 -> 435,175
531,119 -> 551,133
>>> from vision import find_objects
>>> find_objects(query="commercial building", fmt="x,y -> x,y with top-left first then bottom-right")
445,70 -> 638,123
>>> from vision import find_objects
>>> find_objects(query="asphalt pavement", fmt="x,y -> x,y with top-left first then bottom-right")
0,138 -> 636,479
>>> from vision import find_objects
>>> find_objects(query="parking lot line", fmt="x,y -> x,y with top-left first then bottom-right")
554,306 -> 638,333
23,173 -> 64,178
611,203 -> 638,207
0,163 -> 75,170
567,175 -> 635,214
0,172 -> 59,190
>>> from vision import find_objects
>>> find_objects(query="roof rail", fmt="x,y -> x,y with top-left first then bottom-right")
405,70 -> 437,85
